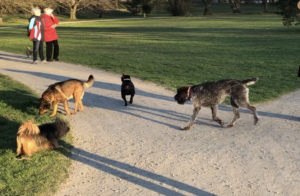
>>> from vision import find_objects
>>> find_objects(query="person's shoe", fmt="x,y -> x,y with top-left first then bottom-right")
47,59 -> 53,62
32,60 -> 38,64
54,58 -> 59,61
41,60 -> 47,64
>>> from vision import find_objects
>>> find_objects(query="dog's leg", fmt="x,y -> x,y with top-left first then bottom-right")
16,137 -> 23,157
227,98 -> 240,128
50,139 -> 62,149
50,103 -> 58,117
72,99 -> 79,115
129,94 -> 134,104
63,100 -> 71,116
79,99 -> 84,112
122,94 -> 128,106
227,107 -> 240,128
182,106 -> 201,130
211,105 -> 224,127
246,103 -> 259,125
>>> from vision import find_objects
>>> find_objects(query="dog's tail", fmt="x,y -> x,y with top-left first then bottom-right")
17,120 -> 40,136
83,75 -> 94,88
242,78 -> 259,86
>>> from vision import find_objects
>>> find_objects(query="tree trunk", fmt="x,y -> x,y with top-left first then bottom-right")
115,0 -> 119,9
70,4 -> 78,20
203,0 -> 212,15
229,0 -> 241,13
262,0 -> 268,12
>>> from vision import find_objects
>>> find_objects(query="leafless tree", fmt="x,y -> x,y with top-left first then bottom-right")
56,0 -> 104,19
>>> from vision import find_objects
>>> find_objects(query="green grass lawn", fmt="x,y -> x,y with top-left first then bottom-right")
0,14 -> 299,103
0,74 -> 72,196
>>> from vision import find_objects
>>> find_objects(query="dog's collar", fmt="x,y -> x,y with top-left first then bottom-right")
123,78 -> 131,81
187,86 -> 191,99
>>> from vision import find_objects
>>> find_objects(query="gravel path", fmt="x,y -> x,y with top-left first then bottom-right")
1,51 -> 300,196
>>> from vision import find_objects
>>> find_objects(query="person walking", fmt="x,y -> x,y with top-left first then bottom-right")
28,7 -> 45,64
42,8 -> 60,62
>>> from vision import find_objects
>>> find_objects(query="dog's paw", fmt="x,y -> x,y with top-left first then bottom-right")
227,124 -> 234,128
254,117 -> 259,125
181,126 -> 190,131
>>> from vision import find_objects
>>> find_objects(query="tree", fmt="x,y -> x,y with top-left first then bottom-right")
142,0 -> 153,17
0,0 -> 54,23
167,0 -> 192,16
203,0 -> 212,16
229,0 -> 241,13
278,0 -> 300,26
262,0 -> 268,12
124,0 -> 153,16
56,0 -> 97,20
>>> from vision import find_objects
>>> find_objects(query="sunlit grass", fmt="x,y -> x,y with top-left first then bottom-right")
0,15 -> 299,103
0,74 -> 72,196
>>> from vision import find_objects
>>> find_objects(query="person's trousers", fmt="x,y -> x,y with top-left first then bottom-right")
46,40 -> 59,61
33,41 -> 44,61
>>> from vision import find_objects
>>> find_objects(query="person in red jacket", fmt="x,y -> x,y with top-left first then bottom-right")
42,8 -> 59,62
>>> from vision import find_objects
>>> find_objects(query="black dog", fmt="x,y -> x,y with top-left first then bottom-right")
121,74 -> 135,106
174,78 -> 259,130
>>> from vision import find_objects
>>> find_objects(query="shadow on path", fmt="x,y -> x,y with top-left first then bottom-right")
3,69 -> 300,123
59,142 -> 215,196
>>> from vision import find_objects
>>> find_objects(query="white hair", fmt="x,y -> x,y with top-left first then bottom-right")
32,7 -> 41,16
44,8 -> 53,15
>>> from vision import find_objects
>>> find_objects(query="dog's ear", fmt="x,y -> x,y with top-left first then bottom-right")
121,74 -> 124,82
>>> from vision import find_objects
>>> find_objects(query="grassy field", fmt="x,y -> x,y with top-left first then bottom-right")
0,14 -> 299,104
0,74 -> 72,196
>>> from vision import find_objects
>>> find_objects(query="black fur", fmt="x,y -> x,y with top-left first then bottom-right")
121,74 -> 135,106
39,121 -> 70,142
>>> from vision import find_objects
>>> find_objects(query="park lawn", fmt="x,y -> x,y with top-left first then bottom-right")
0,14 -> 299,103
0,74 -> 72,196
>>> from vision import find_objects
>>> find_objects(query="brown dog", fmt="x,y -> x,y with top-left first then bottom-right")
39,75 -> 94,117
174,78 -> 259,130
16,118 -> 70,157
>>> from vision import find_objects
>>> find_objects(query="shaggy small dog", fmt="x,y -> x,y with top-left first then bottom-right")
26,47 -> 33,58
16,118 -> 70,157
121,74 -> 135,106
174,78 -> 259,130
39,75 -> 94,117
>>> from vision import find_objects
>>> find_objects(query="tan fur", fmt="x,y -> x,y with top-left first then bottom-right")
39,75 -> 94,117
16,118 -> 70,157
16,121 -> 52,157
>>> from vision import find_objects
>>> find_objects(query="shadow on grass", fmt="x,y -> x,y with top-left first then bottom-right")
58,26 -> 300,35
0,89 -> 39,116
0,116 -> 19,151
59,141 -> 215,196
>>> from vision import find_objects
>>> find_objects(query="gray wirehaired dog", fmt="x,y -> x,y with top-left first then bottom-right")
174,78 -> 259,130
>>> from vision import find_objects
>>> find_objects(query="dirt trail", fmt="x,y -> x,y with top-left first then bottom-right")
1,51 -> 300,196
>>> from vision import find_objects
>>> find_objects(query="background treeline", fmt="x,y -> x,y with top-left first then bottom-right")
0,0 -> 299,25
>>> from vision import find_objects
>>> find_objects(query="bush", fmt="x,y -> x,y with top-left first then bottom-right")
278,0 -> 300,26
